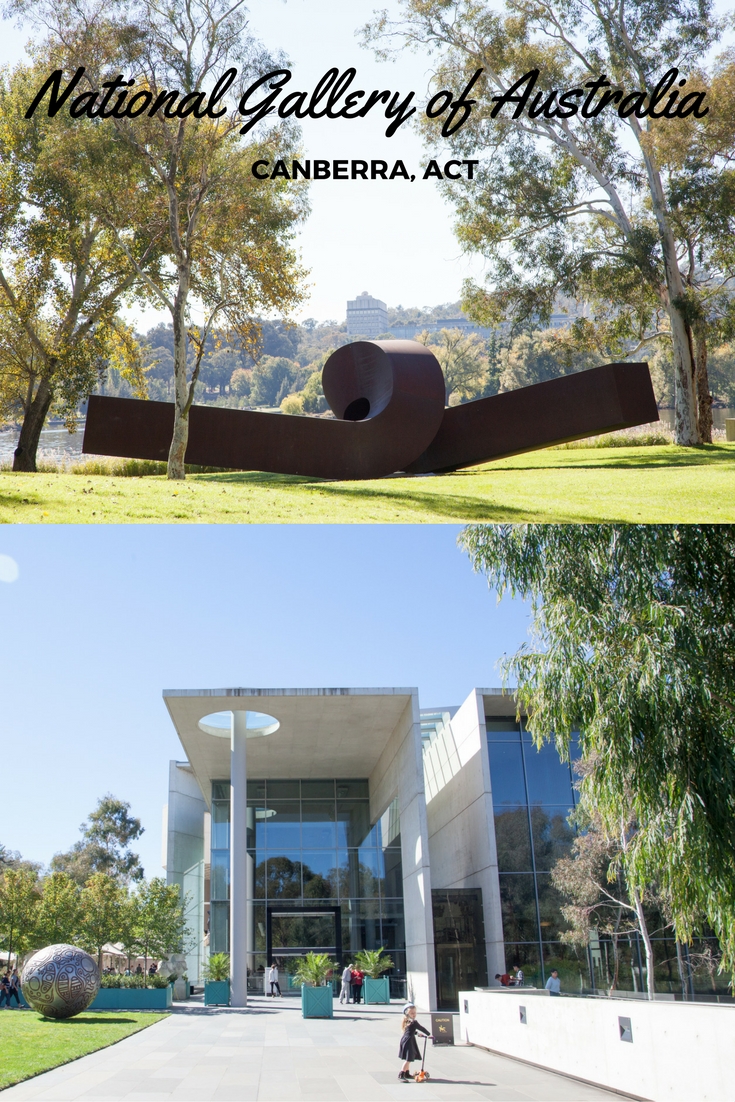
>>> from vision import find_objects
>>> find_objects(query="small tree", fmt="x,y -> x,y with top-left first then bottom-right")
79,873 -> 125,968
35,872 -> 81,948
551,802 -> 663,996
52,794 -> 144,885
131,878 -> 186,983
0,867 -> 40,965
416,328 -> 488,403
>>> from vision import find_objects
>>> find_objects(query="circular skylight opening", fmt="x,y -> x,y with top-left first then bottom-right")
198,710 -> 280,738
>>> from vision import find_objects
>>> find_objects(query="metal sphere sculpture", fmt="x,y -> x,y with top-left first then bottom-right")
21,943 -> 100,1018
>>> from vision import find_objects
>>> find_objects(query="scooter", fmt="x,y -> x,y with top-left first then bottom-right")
414,1035 -> 431,1082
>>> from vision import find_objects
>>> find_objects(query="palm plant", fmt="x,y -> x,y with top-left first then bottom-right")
353,947 -> 394,978
202,953 -> 230,982
292,952 -> 335,987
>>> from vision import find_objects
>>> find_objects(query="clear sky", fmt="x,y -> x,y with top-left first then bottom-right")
0,525 -> 531,878
0,0 -> 488,328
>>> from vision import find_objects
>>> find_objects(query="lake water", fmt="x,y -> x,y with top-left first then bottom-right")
0,423 -> 87,466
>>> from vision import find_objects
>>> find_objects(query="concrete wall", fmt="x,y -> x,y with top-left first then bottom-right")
165,760 -> 206,890
370,691 -> 436,1011
459,989 -> 735,1101
424,690 -> 505,979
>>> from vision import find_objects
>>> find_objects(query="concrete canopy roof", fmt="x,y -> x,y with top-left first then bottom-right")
163,687 -> 416,805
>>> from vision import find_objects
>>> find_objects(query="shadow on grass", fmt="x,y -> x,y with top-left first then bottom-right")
36,1015 -> 139,1025
483,445 -> 735,473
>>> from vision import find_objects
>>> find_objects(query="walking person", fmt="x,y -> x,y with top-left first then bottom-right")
7,969 -> 21,1008
350,965 -> 364,1004
398,1003 -> 431,1081
545,969 -> 561,996
0,971 -> 10,1008
267,962 -> 282,997
339,962 -> 352,1004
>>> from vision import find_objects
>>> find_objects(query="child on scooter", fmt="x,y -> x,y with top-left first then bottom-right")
398,1003 -> 431,1081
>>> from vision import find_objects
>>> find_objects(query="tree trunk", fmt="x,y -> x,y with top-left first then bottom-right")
167,270 -> 190,480
632,886 -> 656,999
12,375 -> 54,472
694,331 -> 713,444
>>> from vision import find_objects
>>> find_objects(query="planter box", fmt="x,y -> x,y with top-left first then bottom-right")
90,986 -> 172,1010
301,984 -> 334,1018
363,977 -> 390,1004
204,980 -> 230,1006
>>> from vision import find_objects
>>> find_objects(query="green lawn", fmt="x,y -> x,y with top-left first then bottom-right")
0,1010 -> 167,1090
1,443 -> 734,522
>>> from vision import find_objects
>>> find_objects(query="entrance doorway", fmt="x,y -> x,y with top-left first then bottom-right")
432,889 -> 488,1010
266,905 -> 342,996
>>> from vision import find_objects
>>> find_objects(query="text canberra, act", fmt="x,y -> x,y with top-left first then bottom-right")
250,159 -> 480,181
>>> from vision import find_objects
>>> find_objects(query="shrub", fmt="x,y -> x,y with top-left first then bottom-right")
353,948 -> 394,978
202,953 -> 230,982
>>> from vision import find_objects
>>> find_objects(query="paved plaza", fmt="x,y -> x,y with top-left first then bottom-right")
3,998 -> 622,1102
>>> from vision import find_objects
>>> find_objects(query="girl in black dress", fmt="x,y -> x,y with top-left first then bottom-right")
398,1003 -> 431,1080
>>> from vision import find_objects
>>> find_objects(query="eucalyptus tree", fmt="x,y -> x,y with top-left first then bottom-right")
14,0 -> 310,479
461,524 -> 735,976
363,0 -> 732,444
0,62 -> 152,470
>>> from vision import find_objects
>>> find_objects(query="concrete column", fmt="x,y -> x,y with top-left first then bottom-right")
230,711 -> 248,1007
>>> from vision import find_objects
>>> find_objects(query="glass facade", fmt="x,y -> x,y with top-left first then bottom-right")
210,778 -> 406,994
432,889 -> 488,1011
487,717 -> 589,989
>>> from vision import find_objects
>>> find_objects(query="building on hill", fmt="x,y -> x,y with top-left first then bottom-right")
346,292 -> 388,337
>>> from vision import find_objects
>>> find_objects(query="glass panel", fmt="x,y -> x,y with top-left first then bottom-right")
488,742 -> 527,806
251,853 -> 266,899
212,781 -> 230,801
301,801 -> 337,848
253,904 -> 266,952
523,742 -> 574,806
267,780 -> 300,799
301,780 -> 335,799
271,912 -> 337,951
503,943 -> 542,987
210,900 -> 229,954
535,874 -> 569,939
485,718 -> 520,740
357,848 -> 381,898
378,900 -> 405,951
337,800 -> 374,848
382,848 -> 403,898
341,898 -> 381,952
530,807 -> 575,870
432,889 -> 489,1011
543,942 -> 590,993
265,853 -> 303,899
210,851 -> 229,901
265,800 -> 301,849
247,779 -> 266,800
498,874 -> 539,942
494,808 -> 532,871
302,851 -> 338,897
336,780 -> 369,799
211,801 -> 230,850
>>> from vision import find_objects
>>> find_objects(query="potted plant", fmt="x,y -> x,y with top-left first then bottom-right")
203,953 -> 231,1006
293,952 -> 336,1018
355,948 -> 393,1004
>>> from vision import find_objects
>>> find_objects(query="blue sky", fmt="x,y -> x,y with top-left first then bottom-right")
0,525 -> 531,877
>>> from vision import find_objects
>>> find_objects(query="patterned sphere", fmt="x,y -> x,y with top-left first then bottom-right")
21,944 -> 100,1019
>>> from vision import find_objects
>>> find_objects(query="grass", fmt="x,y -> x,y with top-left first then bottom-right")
0,1010 -> 167,1090
0,443 -> 733,522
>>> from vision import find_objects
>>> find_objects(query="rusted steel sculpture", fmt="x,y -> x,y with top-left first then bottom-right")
83,339 -> 659,478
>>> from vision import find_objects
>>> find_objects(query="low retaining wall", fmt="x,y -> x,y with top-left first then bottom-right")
458,989 -> 735,1101
90,986 -> 172,1010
